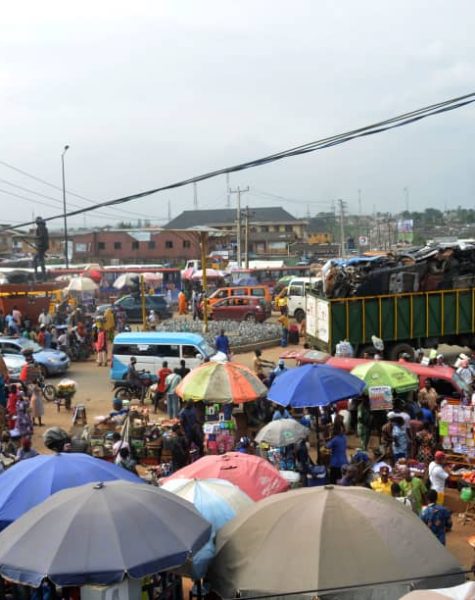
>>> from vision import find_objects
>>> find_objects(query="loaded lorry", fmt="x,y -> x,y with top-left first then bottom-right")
305,286 -> 475,360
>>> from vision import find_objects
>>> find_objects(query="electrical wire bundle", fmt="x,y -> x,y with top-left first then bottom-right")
2,91 -> 474,233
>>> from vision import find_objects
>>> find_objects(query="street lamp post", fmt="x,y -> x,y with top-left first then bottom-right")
61,145 -> 70,268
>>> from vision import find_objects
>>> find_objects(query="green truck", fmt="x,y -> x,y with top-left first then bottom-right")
305,287 -> 475,359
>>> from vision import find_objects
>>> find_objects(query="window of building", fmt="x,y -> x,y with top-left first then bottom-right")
165,240 -> 173,249
183,240 -> 191,249
285,225 -> 293,232
98,242 -> 106,250
148,241 -> 156,250
114,242 -> 122,250
131,241 -> 139,250
261,226 -> 269,233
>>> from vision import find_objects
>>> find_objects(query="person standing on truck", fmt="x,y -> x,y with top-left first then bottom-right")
32,216 -> 49,281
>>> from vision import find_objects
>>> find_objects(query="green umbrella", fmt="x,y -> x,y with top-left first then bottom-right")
350,361 -> 419,393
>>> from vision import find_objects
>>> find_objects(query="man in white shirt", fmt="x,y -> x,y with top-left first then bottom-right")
38,309 -> 52,328
428,450 -> 449,504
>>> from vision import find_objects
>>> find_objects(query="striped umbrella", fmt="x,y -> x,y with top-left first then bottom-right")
175,361 -> 267,403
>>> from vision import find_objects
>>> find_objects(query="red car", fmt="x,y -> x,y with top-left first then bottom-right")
208,296 -> 271,322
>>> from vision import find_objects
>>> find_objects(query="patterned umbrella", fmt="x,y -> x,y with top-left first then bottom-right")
66,277 -> 98,293
351,361 -> 419,393
255,418 -> 309,447
175,361 -> 267,403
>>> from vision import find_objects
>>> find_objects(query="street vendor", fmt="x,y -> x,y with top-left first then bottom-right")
428,450 -> 450,504
399,467 -> 427,514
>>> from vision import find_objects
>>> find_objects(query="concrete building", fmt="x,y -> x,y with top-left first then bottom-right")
70,228 -> 200,264
165,207 -> 307,257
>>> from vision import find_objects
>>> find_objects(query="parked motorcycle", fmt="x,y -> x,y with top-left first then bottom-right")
113,371 -> 157,402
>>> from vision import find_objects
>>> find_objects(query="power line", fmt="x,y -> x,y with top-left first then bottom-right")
0,160 -> 166,221
1,91 -> 474,233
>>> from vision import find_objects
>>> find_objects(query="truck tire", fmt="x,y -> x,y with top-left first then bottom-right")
389,343 -> 415,361
294,309 -> 305,324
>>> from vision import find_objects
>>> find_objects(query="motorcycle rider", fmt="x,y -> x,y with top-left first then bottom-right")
126,356 -> 145,402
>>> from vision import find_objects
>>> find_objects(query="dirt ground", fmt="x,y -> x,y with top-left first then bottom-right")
31,342 -> 475,572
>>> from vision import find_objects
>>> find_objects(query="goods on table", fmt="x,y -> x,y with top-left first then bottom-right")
203,420 -> 236,455
439,404 -> 475,457
392,459 -> 426,480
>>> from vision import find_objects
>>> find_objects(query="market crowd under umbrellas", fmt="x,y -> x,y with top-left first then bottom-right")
1,272 -> 475,600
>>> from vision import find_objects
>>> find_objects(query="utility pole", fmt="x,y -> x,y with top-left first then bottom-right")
226,173 -> 231,208
337,199 -> 346,257
403,186 -> 409,212
229,186 -> 249,267
243,206 -> 251,269
193,182 -> 198,209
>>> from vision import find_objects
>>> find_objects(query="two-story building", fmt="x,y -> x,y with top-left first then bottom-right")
69,228 -> 200,264
165,207 -> 307,257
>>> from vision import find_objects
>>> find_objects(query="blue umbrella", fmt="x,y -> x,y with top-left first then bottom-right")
0,453 -> 142,531
267,363 -> 365,408
0,481 -> 211,587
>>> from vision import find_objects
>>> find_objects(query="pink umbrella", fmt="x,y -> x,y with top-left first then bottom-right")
141,272 -> 163,285
191,268 -> 223,280
163,452 -> 289,501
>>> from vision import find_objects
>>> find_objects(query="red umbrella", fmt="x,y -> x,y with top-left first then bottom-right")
82,269 -> 102,284
163,452 -> 289,501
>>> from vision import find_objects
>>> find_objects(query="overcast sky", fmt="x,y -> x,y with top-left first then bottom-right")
1,0 -> 474,229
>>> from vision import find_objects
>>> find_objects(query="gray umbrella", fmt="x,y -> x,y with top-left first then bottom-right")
0,481 -> 211,588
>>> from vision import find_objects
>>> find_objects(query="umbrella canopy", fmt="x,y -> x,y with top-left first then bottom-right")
141,271 -> 163,285
0,481 -> 211,587
164,452 -> 289,501
0,453 -> 142,531
267,363 -> 365,408
209,486 -> 464,598
175,361 -> 267,404
191,268 -> 223,280
113,272 -> 139,289
351,361 -> 419,393
66,276 -> 98,293
82,268 -> 103,283
255,418 -> 309,447
161,478 -> 254,579
161,478 -> 253,533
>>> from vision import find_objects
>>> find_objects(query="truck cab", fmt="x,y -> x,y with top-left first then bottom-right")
286,277 -> 321,323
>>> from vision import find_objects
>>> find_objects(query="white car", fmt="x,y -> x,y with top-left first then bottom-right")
3,353 -> 26,382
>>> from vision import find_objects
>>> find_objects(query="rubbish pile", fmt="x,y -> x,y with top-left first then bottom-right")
322,242 -> 475,298
156,318 -> 281,348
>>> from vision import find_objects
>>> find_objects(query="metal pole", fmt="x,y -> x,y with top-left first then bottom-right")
141,275 -> 147,330
244,206 -> 250,269
200,232 -> 208,333
226,173 -> 231,208
338,199 -> 345,257
236,187 -> 242,267
61,145 -> 70,268
229,186 -> 249,268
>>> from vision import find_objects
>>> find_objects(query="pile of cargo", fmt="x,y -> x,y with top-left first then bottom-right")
321,242 -> 475,298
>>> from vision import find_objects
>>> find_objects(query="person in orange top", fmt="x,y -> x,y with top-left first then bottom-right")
178,290 -> 188,315
154,360 -> 172,413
